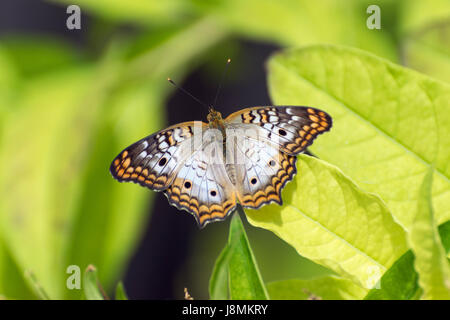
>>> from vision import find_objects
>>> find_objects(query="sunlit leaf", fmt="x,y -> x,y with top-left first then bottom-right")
246,155 -> 408,288
268,45 -> 450,229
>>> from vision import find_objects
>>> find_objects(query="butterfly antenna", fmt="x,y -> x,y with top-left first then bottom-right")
212,58 -> 231,111
167,78 -> 210,111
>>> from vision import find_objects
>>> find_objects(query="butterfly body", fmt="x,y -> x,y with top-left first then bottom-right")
111,106 -> 332,228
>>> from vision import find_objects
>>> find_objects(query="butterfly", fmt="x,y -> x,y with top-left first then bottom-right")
110,106 -> 332,228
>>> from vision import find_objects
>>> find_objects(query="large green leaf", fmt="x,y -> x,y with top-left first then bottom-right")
246,155 -> 408,288
209,211 -> 269,300
268,45 -> 450,230
267,276 -> 367,300
408,167 -> 450,299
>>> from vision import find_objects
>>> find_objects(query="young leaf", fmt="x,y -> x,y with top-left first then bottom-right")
209,245 -> 231,300
246,154 -> 408,289
115,282 -> 128,300
267,276 -> 367,300
408,167 -> 450,299
267,45 -> 450,229
364,250 -> 419,300
83,265 -> 105,300
209,210 -> 269,300
227,210 -> 269,300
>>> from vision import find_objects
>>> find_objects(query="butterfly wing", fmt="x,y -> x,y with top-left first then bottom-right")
110,121 -> 205,191
225,127 -> 297,208
224,106 -> 331,209
225,106 -> 332,155
163,128 -> 238,227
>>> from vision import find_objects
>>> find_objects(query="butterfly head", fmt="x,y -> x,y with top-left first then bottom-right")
207,107 -> 224,128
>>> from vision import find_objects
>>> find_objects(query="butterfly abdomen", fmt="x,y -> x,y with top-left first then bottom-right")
225,163 -> 237,185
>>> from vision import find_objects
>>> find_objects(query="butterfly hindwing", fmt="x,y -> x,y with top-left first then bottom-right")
163,128 -> 237,227
225,106 -> 332,155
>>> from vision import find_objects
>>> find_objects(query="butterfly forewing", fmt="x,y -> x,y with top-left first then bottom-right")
225,106 -> 332,155
110,121 -> 203,191
223,106 -> 331,209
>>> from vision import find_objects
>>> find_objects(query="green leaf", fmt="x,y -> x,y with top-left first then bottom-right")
438,221 -> 450,256
83,265 -> 104,300
364,250 -> 419,300
246,155 -> 408,288
267,45 -> 450,229
209,245 -> 231,300
115,282 -> 128,300
267,276 -> 367,300
227,211 -> 269,300
209,210 -> 269,300
365,220 -> 450,300
408,166 -> 450,299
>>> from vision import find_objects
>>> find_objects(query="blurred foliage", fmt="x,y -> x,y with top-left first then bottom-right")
0,0 -> 449,300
